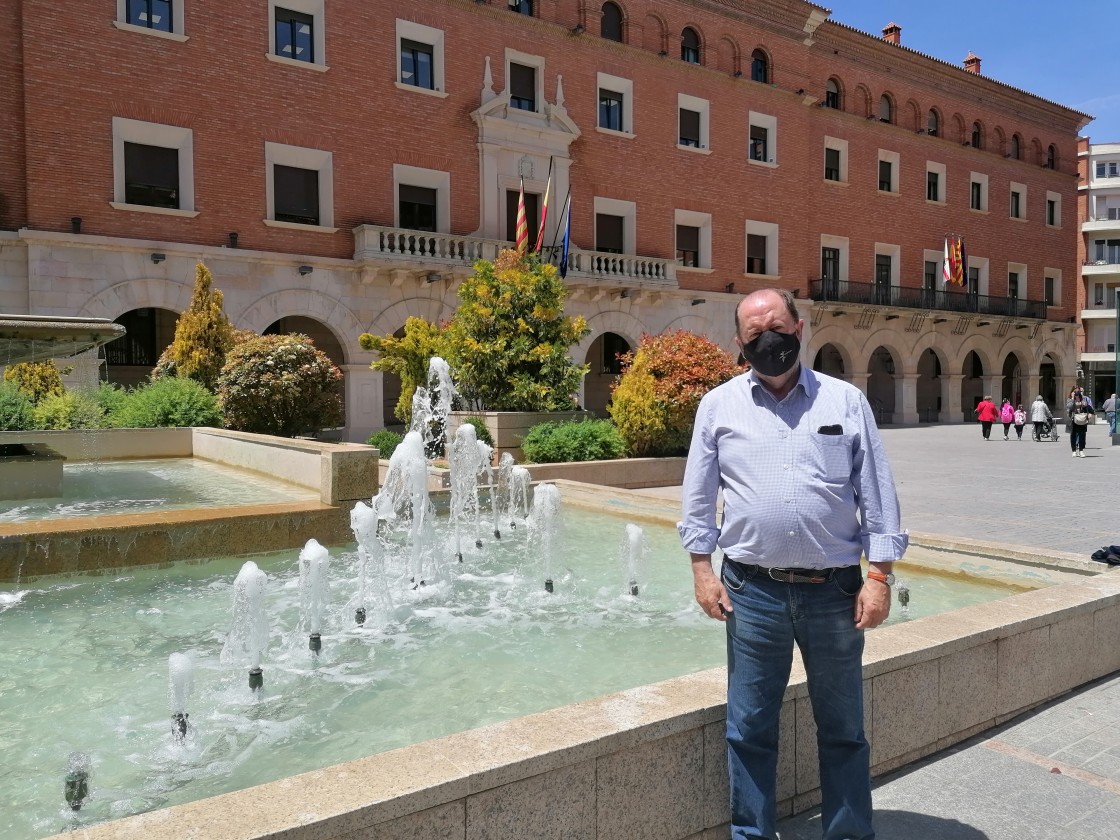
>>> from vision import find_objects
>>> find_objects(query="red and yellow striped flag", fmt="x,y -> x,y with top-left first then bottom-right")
535,162 -> 553,252
515,178 -> 529,254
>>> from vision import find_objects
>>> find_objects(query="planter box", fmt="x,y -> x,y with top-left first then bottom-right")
448,410 -> 590,462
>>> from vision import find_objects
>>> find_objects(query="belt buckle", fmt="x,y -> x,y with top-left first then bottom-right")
769,567 -> 826,584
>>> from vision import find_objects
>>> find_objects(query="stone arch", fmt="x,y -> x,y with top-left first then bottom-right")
79,277 -> 193,321
363,297 -> 455,342
878,91 -> 895,123
951,336 -> 996,376
862,337 -> 904,422
235,289 -> 364,364
663,313 -> 720,344
927,107 -> 942,137
805,323 -> 856,375
642,12 -> 667,53
970,119 -> 984,149
578,311 -> 645,417
716,35 -> 740,75
1010,133 -> 1023,160
749,45 -> 772,83
263,315 -> 347,368
811,342 -> 849,381
826,75 -> 844,110
853,83 -> 872,118
573,309 -> 646,361
910,341 -> 950,422
680,23 -> 705,64
1031,137 -> 1044,165
997,346 -> 1030,406
599,1 -> 626,43
951,113 -> 966,143
991,125 -> 1006,156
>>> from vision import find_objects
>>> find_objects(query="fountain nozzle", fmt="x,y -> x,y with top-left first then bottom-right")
172,713 -> 189,742
475,538 -> 483,549
494,528 -> 501,539
544,578 -> 554,593
64,752 -> 91,811
629,579 -> 639,597
355,607 -> 366,625
248,667 -> 264,691
309,632 -> 322,654
898,586 -> 910,608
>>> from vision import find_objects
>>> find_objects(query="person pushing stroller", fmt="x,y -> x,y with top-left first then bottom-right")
1031,395 -> 1056,441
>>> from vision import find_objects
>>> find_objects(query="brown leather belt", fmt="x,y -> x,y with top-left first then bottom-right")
728,561 -> 850,584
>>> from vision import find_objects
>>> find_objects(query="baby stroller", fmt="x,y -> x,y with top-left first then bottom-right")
1033,419 -> 1059,442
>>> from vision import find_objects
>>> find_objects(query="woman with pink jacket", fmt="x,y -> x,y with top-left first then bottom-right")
999,398 -> 1015,440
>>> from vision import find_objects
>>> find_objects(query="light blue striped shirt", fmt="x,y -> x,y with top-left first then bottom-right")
678,366 -> 908,568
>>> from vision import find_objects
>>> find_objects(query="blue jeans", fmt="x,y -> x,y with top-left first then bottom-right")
1108,411 -> 1116,435
722,561 -> 872,840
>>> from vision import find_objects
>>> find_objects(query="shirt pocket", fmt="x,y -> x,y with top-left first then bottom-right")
808,433 -> 854,483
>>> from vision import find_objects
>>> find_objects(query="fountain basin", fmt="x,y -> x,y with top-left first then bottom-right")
0,442 -> 64,500
0,314 -> 125,365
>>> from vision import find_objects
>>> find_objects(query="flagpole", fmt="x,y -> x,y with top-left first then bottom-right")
549,186 -> 572,257
535,156 -> 554,253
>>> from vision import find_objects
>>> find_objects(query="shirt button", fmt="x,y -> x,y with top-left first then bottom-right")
785,499 -> 793,503
788,530 -> 796,536
783,464 -> 791,470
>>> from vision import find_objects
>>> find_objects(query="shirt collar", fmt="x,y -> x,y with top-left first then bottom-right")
745,364 -> 814,401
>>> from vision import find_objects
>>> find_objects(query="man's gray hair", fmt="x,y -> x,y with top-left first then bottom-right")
734,288 -> 800,335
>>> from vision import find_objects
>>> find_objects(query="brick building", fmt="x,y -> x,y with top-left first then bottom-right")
0,0 -> 1091,441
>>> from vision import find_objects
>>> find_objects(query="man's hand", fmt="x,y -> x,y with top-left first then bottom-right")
854,579 -> 891,629
692,555 -> 732,621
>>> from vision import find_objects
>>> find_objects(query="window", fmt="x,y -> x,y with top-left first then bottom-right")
677,94 -> 709,150
1010,191 -> 1021,218
1044,277 -> 1054,305
675,209 -> 711,268
971,122 -> 982,149
924,261 -> 938,294
275,8 -> 314,63
1046,191 -> 1060,226
820,234 -> 848,295
1046,144 -> 1056,169
968,266 -> 980,299
599,89 -> 623,131
926,170 -> 940,202
111,117 -> 196,215
509,62 -> 536,111
1044,271 -> 1060,306
969,173 -> 988,212
394,164 -> 450,233
396,21 -> 445,95
594,197 -> 635,254
600,2 -> 623,42
825,78 -> 840,109
748,113 -> 776,164
400,39 -> 433,89
509,0 -> 533,15
265,141 -> 334,229
824,149 -> 841,181
596,214 -> 624,253
750,125 -> 768,162
596,73 -> 633,136
1098,162 -> 1120,178
274,165 -> 319,225
602,333 -> 629,374
681,28 -> 700,64
879,94 -> 892,123
1007,271 -> 1020,301
750,49 -> 769,83
126,0 -> 172,31
821,247 -> 840,283
505,190 -> 540,247
1011,134 -> 1021,160
676,225 -> 699,266
875,254 -> 893,304
1095,240 -> 1120,263
398,185 -> 437,232
268,0 -> 325,68
745,220 -> 778,276
1010,184 -> 1024,220
679,109 -> 700,147
877,150 -> 899,193
823,137 -> 847,183
927,109 -> 939,137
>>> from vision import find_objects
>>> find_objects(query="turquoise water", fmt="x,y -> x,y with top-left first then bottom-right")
0,459 -> 318,522
0,508 -> 1018,840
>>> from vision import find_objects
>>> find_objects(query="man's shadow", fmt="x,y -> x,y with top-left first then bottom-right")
778,810 -> 990,839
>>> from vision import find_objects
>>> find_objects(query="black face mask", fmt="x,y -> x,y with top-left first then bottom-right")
741,329 -> 801,377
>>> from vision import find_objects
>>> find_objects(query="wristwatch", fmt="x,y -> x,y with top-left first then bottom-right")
867,568 -> 895,586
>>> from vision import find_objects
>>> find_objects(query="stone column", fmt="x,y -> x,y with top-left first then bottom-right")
895,373 -> 920,425
343,365 -> 380,445
944,374 -> 964,423
1023,375 -> 1040,404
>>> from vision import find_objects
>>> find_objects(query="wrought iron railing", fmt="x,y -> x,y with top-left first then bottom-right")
809,279 -> 1047,319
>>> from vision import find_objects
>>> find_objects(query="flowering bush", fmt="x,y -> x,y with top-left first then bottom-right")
3,361 -> 66,404
609,330 -> 741,456
218,333 -> 343,437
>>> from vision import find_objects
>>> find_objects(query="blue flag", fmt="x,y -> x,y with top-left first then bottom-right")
558,196 -> 572,279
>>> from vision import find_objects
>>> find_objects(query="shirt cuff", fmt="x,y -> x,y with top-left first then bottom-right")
862,531 -> 910,563
677,523 -> 719,555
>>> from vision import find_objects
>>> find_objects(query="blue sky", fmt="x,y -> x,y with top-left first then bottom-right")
830,1 -> 1119,143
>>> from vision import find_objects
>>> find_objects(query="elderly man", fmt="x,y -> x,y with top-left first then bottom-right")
679,288 -> 908,840
1105,393 -> 1117,435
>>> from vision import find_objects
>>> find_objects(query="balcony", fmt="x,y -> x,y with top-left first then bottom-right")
352,225 -> 676,288
809,279 -> 1047,319
1083,259 -> 1120,277
1081,216 -> 1120,234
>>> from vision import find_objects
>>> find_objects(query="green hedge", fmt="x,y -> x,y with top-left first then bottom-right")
110,377 -> 222,428
0,383 -> 34,431
520,419 -> 626,464
366,429 -> 404,460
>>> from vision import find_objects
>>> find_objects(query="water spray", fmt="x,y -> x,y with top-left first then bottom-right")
168,652 -> 194,743
221,561 -> 269,691
64,752 -> 90,811
299,539 -> 330,656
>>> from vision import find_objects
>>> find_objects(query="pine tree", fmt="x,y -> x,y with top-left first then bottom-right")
163,262 -> 234,390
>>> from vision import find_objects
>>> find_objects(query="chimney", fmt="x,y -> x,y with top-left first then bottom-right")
963,51 -> 981,74
881,22 -> 902,45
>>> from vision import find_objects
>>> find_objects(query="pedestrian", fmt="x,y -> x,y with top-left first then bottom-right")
1013,404 -> 1026,440
680,287 -> 907,840
974,395 -> 998,440
1030,395 -> 1053,441
1104,393 -> 1117,435
1070,396 -> 1091,457
999,398 -> 1014,440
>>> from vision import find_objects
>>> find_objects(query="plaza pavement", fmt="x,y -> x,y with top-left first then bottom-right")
630,421 -> 1120,839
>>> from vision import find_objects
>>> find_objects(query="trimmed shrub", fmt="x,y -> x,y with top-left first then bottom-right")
609,330 -> 741,456
520,419 -> 627,464
90,383 -> 128,420
0,382 -> 34,431
155,262 -> 234,390
32,390 -> 107,430
3,361 -> 66,404
358,316 -> 447,426
111,377 -> 222,428
218,333 -> 343,437
366,429 -> 404,460
460,416 -> 494,447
